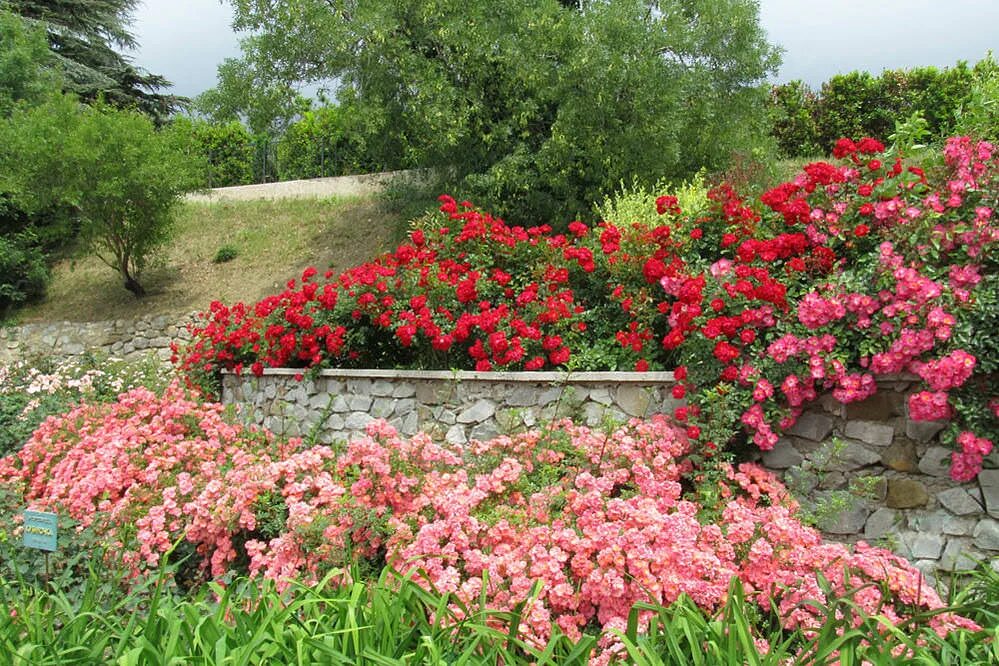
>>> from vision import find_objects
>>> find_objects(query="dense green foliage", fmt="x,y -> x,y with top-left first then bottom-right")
0,97 -> 203,296
3,0 -> 183,120
173,116 -> 256,188
277,106 -> 387,180
212,0 -> 779,223
769,58 -> 993,157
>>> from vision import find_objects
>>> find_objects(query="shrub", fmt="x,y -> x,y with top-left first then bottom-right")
955,52 -> 999,142
174,117 -> 256,188
0,230 -> 47,316
0,391 -> 980,661
212,244 -> 238,264
180,135 -> 998,482
768,80 -> 823,158
0,353 -> 170,458
276,105 -> 383,180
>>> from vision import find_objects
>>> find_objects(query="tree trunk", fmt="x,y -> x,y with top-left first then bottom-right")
122,267 -> 145,297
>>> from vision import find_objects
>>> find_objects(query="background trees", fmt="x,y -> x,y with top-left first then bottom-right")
4,0 -> 184,120
208,0 -> 780,223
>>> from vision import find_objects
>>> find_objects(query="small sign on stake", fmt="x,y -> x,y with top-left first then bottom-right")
23,509 -> 58,552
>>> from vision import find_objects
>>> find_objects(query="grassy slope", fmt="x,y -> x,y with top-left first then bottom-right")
18,195 -> 409,323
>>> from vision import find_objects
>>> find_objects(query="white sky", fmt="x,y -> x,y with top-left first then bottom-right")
128,0 -> 999,98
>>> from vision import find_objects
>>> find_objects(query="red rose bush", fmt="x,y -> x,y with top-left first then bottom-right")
0,386 -> 978,662
178,136 -> 998,481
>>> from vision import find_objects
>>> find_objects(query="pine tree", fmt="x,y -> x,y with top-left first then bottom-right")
6,0 -> 184,119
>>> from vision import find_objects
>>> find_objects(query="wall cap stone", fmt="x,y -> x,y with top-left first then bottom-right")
225,368 -> 677,384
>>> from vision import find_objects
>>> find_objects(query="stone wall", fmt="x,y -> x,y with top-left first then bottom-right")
0,313 -> 195,365
223,368 -> 998,579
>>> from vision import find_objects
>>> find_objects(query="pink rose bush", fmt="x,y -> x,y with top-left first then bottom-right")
0,386 -> 978,662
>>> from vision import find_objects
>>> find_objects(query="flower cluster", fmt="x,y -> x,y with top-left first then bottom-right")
178,135 -> 998,480
0,392 -> 978,663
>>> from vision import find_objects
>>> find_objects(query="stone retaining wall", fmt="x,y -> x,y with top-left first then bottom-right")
0,313 -> 195,365
223,368 -> 999,580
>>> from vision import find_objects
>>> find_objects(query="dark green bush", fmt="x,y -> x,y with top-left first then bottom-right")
0,230 -> 48,316
768,80 -> 822,157
174,117 -> 256,188
212,244 -> 238,263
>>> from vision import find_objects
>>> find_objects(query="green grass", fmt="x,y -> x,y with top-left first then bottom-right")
1,561 -> 997,666
16,195 -> 410,324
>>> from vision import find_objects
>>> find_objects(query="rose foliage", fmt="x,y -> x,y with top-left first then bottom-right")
178,136 -> 998,481
0,385 -> 979,663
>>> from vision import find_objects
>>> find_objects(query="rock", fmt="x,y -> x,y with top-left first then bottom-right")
937,487 -> 983,516
371,397 -> 396,419
980,470 -> 999,519
761,438 -> 803,469
392,383 -> 416,398
844,420 -> 895,447
886,479 -> 929,508
939,539 -> 980,572
588,388 -> 613,406
817,495 -> 869,535
344,412 -> 374,430
787,413 -> 834,442
505,386 -> 538,407
398,410 -> 419,436
917,446 -> 952,477
845,393 -> 900,421
905,418 -> 946,443
943,515 -> 976,536
370,380 -> 395,397
864,508 -> 900,540
457,399 -> 497,424
880,439 -> 919,472
825,440 -> 881,472
470,421 -> 500,442
392,398 -> 416,417
347,395 -> 373,412
537,387 -> 564,407
445,424 -> 467,445
909,533 -> 945,559
495,408 -> 524,433
582,402 -> 607,427
614,385 -> 650,417
973,519 -> 999,551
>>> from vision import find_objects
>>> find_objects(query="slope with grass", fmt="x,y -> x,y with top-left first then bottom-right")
16,195 -> 409,324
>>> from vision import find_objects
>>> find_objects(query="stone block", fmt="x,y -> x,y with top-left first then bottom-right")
937,487 -> 983,516
616,385 -> 651,417
939,539 -> 980,572
369,380 -> 394,397
445,424 -> 467,445
504,386 -> 537,407
886,479 -> 929,509
761,438 -> 803,469
844,421 -> 894,447
980,470 -> 999,519
344,412 -> 374,430
393,398 -> 416,417
880,439 -> 919,472
392,383 -> 416,398
787,413 -> 834,442
917,446 -> 952,477
973,519 -> 999,551
909,533 -> 945,559
470,421 -> 500,442
817,495 -> 869,535
371,397 -> 396,419
864,508 -> 900,540
825,440 -> 882,472
457,399 -> 496,424
588,388 -> 613,406
943,515 -> 976,536
905,418 -> 946,443
347,395 -> 373,412
845,392 -> 901,421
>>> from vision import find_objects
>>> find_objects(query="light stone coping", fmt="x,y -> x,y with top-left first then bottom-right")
225,368 -> 676,384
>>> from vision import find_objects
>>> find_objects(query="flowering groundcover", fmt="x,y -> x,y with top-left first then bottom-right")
178,136 -> 998,481
0,385 -> 981,663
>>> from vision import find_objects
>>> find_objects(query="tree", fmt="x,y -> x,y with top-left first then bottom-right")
221,0 -> 780,223
0,98 -> 203,296
4,0 -> 184,120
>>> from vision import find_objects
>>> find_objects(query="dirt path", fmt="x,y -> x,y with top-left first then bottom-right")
185,170 -> 421,202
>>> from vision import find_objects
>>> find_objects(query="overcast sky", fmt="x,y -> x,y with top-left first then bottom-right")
128,0 -> 999,99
